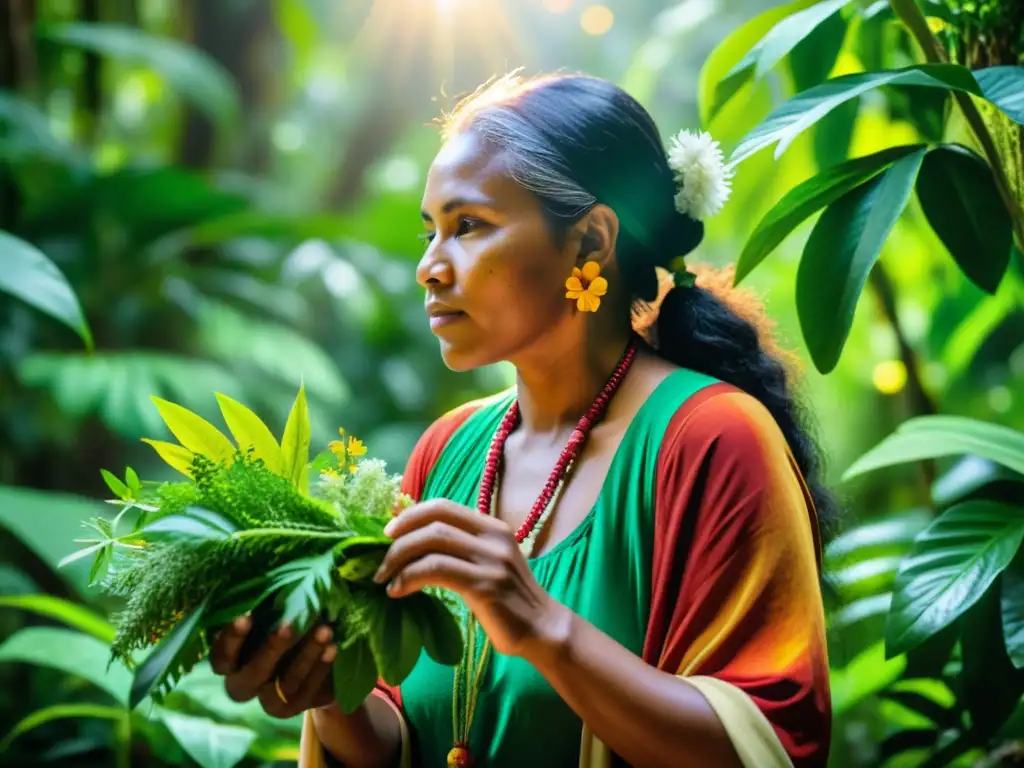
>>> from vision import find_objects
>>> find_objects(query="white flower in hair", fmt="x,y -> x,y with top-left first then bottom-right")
666,129 -> 734,220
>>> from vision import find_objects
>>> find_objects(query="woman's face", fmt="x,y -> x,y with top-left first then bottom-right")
418,131 -> 579,371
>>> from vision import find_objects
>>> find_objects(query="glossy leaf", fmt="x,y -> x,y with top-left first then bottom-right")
885,501 -> 1024,658
332,636 -> 378,714
160,709 -> 257,768
101,469 -> 130,500
0,627 -> 131,704
267,550 -> 336,630
844,415 -> 1024,480
788,2 -> 849,92
1,703 -> 126,752
797,148 -> 925,373
368,597 -> 423,686
825,509 -> 930,564
699,0 -> 820,125
141,439 -> 196,477
131,596 -> 210,708
1001,555 -> 1024,668
0,231 -> 92,350
214,393 -> 283,474
0,594 -> 114,643
916,145 -> 1012,293
731,64 -> 1024,164
719,0 -> 854,115
37,23 -> 239,126
407,593 -> 464,666
932,456 -> 1024,508
151,397 -> 235,463
735,145 -> 924,283
281,384 -> 311,489
140,513 -> 232,544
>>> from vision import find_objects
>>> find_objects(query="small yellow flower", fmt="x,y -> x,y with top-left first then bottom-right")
565,261 -> 608,312
347,436 -> 367,459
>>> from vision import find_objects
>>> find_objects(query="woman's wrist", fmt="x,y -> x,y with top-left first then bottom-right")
520,596 -> 575,667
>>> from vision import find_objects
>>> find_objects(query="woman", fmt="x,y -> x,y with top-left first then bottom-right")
210,73 -> 834,768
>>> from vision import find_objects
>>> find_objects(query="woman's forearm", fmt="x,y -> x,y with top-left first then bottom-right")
310,695 -> 403,768
522,603 -> 743,768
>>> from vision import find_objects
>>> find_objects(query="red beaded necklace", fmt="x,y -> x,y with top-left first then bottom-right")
447,338 -> 640,767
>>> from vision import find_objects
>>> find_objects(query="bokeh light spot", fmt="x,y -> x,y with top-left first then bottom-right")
580,5 -> 614,35
872,360 -> 907,395
543,0 -> 574,12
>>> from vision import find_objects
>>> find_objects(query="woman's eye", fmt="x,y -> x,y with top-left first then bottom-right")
455,216 -> 482,237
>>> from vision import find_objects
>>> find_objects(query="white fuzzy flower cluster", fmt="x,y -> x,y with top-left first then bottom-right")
666,129 -> 734,220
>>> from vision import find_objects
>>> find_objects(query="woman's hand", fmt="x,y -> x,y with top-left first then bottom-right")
373,499 -> 566,657
209,618 -> 338,718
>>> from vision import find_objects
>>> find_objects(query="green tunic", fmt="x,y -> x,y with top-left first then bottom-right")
399,369 -> 718,766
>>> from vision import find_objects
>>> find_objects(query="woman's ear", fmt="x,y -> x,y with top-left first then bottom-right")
575,204 -> 619,269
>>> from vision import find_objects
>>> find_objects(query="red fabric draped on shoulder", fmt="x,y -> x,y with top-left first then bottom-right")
644,383 -> 831,767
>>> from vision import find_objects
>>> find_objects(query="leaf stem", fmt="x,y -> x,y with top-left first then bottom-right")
889,0 -> 1024,249
232,527 -> 349,541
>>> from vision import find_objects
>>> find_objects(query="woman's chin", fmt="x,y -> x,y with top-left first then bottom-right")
437,339 -> 492,373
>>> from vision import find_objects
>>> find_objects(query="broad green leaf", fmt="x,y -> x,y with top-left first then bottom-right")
844,415 -> 1024,480
160,709 -> 257,768
973,67 -> 1024,123
214,393 -> 283,474
788,3 -> 849,92
368,597 -> 422,686
101,469 -> 130,500
131,596 -> 210,708
731,64 -> 1024,164
141,439 -> 195,477
735,145 -> 923,283
151,397 -> 235,463
932,456 -> 1023,508
831,640 -> 906,716
281,384 -> 311,489
1,703 -> 126,752
885,501 -> 1024,658
0,594 -> 114,643
332,636 -> 378,714
797,148 -> 925,373
184,507 -> 238,535
1001,555 -> 1024,668
717,0 -> 854,117
699,0 -> 820,125
140,514 -> 232,544
407,593 -> 463,666
37,23 -> 238,126
916,145 -> 1012,293
0,627 -> 131,704
0,231 -> 92,350
825,509 -> 930,564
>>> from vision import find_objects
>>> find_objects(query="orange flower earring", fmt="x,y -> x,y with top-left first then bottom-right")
565,261 -> 608,313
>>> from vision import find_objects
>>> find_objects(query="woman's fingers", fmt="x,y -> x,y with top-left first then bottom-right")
279,626 -> 333,701
384,499 -> 501,539
386,553 -> 482,599
210,616 -> 251,675
374,522 -> 491,586
224,623 -> 297,702
295,646 -> 336,708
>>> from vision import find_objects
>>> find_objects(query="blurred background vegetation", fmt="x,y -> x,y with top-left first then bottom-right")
1,0 -> 1022,766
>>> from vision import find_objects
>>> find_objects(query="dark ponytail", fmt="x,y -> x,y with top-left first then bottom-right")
653,273 -> 839,540
443,71 -> 840,542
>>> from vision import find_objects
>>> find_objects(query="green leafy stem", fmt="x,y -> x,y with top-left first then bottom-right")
889,0 -> 1024,249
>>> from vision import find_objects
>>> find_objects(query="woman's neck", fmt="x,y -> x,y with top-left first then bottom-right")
511,324 -> 633,436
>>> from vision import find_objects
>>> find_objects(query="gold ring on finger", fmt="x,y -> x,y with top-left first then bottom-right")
274,677 -> 289,704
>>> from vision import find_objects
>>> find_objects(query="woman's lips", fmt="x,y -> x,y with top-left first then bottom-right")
429,311 -> 466,331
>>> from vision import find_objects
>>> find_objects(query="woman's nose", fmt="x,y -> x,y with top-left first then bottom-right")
416,244 -> 455,288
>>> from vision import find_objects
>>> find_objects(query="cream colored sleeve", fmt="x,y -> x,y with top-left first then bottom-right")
298,693 -> 412,768
577,676 -> 792,768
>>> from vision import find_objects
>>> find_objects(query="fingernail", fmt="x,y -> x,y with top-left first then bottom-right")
233,616 -> 250,632
322,645 -> 337,663
383,519 -> 397,537
315,625 -> 333,644
373,567 -> 387,584
277,623 -> 292,639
